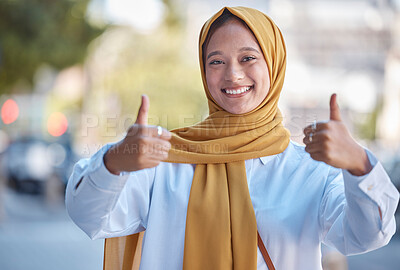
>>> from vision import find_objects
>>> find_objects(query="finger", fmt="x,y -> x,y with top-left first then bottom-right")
329,93 -> 342,121
136,137 -> 171,153
304,140 -> 322,153
139,142 -> 170,160
303,121 -> 329,136
149,126 -> 172,140
135,94 -> 150,125
303,134 -> 313,145
150,138 -> 172,152
139,125 -> 172,140
159,127 -> 172,140
149,149 -> 170,160
308,152 -> 326,162
303,133 -> 319,146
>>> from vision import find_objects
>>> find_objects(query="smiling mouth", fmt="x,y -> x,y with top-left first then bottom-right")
221,86 -> 253,96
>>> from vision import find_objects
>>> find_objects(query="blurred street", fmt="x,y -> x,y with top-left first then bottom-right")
0,187 -> 399,270
0,189 -> 103,270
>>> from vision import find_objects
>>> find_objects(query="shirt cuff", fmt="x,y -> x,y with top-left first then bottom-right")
342,148 -> 398,202
86,143 -> 130,192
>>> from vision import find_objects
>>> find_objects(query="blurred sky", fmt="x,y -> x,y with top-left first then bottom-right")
89,0 -> 165,32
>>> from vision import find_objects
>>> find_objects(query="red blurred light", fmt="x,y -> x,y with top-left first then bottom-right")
1,99 -> 19,124
47,112 -> 68,137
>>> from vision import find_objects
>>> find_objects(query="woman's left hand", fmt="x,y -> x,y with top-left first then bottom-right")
303,94 -> 372,176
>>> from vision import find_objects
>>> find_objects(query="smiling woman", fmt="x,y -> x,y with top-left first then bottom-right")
66,6 -> 399,270
204,11 -> 271,114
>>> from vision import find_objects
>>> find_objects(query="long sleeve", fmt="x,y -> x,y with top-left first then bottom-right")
319,150 -> 399,255
65,141 -> 398,270
65,144 -> 155,240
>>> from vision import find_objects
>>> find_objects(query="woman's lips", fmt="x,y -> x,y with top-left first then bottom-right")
221,86 -> 253,98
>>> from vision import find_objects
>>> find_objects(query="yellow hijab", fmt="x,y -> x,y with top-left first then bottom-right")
104,6 -> 290,270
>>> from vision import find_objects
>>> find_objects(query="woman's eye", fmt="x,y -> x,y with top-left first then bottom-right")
242,56 -> 256,62
209,60 -> 223,65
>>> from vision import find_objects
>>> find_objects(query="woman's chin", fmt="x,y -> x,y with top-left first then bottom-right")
224,105 -> 254,115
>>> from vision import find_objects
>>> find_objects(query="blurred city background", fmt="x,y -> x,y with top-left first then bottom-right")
0,0 -> 399,269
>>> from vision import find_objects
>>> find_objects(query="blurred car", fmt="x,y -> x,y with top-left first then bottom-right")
3,136 -> 76,194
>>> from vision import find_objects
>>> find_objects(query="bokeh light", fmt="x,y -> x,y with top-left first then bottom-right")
1,99 -> 19,124
47,112 -> 68,137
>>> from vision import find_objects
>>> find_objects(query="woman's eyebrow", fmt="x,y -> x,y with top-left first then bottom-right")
207,51 -> 223,60
207,47 -> 260,60
239,47 -> 260,54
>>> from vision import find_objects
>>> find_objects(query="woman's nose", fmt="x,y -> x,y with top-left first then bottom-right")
224,63 -> 244,82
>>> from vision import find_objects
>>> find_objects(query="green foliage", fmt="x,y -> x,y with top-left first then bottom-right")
161,0 -> 184,29
0,0 -> 104,94
355,101 -> 381,141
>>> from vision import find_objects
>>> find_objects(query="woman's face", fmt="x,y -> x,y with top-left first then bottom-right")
205,18 -> 270,114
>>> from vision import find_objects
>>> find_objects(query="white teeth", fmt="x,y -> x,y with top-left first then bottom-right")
224,86 -> 251,95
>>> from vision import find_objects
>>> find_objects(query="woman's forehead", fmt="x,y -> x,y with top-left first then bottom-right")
205,19 -> 260,53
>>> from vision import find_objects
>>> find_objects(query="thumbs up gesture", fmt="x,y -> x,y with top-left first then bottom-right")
303,94 -> 372,176
104,95 -> 172,175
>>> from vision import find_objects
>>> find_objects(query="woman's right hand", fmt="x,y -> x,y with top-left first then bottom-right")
104,95 -> 172,175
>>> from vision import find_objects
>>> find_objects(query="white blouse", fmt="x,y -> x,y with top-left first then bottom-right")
66,141 -> 399,270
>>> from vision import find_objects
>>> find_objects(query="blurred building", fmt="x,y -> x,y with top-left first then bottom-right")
61,0 -> 400,155
378,7 -> 400,152
181,0 -> 400,150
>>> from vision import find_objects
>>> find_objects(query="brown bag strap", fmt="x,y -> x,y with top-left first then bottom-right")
104,231 -> 274,270
257,231 -> 276,270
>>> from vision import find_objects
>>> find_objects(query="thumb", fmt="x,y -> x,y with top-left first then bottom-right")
135,94 -> 149,125
329,93 -> 342,121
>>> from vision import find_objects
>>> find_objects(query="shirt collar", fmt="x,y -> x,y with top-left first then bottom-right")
259,155 -> 277,165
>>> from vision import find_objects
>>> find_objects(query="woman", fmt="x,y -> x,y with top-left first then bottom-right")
66,6 -> 399,270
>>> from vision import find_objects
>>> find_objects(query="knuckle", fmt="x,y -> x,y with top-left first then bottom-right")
163,151 -> 169,158
154,142 -> 164,151
137,136 -> 145,145
321,132 -> 329,140
140,136 -> 151,145
151,145 -> 160,154
164,141 -> 172,150
319,123 -> 328,131
165,131 -> 173,139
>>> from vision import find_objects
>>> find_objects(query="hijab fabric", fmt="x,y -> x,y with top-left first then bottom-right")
104,6 -> 290,270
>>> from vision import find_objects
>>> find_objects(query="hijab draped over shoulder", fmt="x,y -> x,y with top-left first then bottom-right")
104,6 -> 290,270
